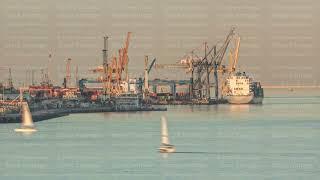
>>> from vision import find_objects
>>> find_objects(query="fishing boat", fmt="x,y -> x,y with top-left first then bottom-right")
158,116 -> 175,153
14,102 -> 37,132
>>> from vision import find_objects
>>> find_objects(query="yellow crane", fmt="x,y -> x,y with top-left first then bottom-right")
228,36 -> 241,74
120,32 -> 132,82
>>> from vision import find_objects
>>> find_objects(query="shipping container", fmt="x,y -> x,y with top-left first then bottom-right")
156,85 -> 172,94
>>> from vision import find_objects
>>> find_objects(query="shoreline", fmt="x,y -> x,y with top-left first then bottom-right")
0,106 -> 167,124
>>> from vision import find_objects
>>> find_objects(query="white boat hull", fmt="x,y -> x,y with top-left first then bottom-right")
226,94 -> 254,104
14,128 -> 37,133
159,144 -> 176,153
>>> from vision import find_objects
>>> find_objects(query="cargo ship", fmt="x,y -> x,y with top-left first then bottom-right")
225,72 -> 253,104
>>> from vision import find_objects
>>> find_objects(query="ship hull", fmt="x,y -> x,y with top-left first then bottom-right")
226,94 -> 254,104
250,82 -> 264,104
159,145 -> 176,153
14,128 -> 37,132
250,97 -> 263,104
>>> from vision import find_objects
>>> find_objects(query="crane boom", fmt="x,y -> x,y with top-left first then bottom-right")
232,36 -> 241,71
155,64 -> 189,69
147,58 -> 156,74
209,27 -> 236,72
122,32 -> 132,81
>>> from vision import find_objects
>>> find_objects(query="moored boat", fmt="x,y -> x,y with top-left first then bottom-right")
250,82 -> 264,104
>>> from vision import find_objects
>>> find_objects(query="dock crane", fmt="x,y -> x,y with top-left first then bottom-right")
148,28 -> 239,102
147,58 -> 156,74
210,28 -> 236,100
120,32 -> 132,82
191,42 -> 217,99
154,42 -> 207,73
228,36 -> 241,74
200,27 -> 238,100
187,27 -> 239,101
92,32 -> 133,95
143,56 -> 150,99
143,56 -> 156,99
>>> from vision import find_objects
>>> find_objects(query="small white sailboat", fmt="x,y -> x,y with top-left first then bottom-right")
14,102 -> 37,133
159,116 -> 175,153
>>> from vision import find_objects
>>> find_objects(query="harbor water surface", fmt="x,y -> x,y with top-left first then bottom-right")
0,89 -> 319,180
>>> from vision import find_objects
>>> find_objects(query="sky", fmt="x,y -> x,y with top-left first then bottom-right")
0,0 -> 319,86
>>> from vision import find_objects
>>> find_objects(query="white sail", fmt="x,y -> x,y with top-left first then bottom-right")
161,116 -> 170,145
21,102 -> 34,127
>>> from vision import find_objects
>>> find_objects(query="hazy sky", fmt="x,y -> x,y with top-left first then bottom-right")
0,0 -> 319,86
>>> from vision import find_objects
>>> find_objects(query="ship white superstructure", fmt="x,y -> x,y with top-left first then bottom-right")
225,72 -> 253,104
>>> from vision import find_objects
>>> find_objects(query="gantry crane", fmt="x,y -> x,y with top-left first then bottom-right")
175,27 -> 240,101
191,27 -> 239,100
143,56 -> 157,99
190,42 -> 217,99
149,28 -> 240,101
209,27 -> 237,100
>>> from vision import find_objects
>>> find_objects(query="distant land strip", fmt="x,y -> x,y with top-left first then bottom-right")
262,85 -> 320,89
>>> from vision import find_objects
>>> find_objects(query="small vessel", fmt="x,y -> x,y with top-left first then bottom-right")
159,116 -> 175,153
225,72 -> 254,104
250,82 -> 264,104
14,102 -> 37,133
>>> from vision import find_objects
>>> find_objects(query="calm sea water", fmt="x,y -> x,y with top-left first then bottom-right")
0,89 -> 319,180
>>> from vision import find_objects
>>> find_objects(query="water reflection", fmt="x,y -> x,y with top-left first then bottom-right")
228,104 -> 250,113
21,131 -> 36,136
161,153 -> 169,159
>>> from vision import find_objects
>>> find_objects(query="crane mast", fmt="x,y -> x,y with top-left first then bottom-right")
232,36 -> 241,72
64,58 -> 72,88
102,36 -> 109,95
